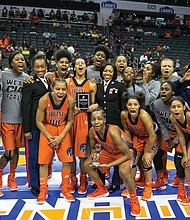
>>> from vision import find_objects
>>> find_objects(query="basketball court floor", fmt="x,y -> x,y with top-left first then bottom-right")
0,145 -> 190,220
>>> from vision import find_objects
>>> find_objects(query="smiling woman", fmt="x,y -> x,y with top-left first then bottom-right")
95,61 -> 126,193
97,61 -> 125,128
21,54 -> 51,196
35,78 -> 75,204
83,107 -> 140,217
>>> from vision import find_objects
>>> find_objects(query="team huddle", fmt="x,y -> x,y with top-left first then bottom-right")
0,46 -> 190,218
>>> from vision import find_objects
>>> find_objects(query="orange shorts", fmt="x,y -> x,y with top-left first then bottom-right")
160,130 -> 182,153
38,124 -> 73,164
133,135 -> 157,153
99,148 -> 134,173
1,123 -> 24,150
70,112 -> 89,158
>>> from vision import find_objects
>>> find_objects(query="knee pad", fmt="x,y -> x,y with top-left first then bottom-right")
153,148 -> 165,171
174,152 -> 185,179
3,151 -> 13,162
143,165 -> 152,171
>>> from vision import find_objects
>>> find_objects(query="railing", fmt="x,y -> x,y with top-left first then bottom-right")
124,47 -> 139,71
104,30 -> 140,70
133,56 -> 139,70
105,26 -> 115,47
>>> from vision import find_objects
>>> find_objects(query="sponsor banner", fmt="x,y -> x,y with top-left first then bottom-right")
101,1 -> 117,8
160,6 -> 174,13
148,4 -> 156,10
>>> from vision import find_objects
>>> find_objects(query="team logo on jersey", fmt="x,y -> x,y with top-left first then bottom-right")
67,147 -> 73,156
80,143 -> 86,152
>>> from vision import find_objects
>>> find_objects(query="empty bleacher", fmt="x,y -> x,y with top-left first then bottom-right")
111,21 -> 190,66
0,18 -> 102,70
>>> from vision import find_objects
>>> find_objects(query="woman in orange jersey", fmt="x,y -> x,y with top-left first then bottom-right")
121,92 -> 158,201
84,108 -> 140,217
66,58 -> 97,195
45,49 -> 72,83
36,78 -> 75,204
170,97 -> 190,206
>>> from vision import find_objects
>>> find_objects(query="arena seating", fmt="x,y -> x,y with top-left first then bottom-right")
111,21 -> 190,66
0,18 -> 99,63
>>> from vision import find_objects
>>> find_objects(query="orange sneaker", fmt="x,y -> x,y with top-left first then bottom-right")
163,169 -> 168,185
152,173 -> 166,190
141,186 -> 152,201
177,184 -> 186,201
152,181 -> 166,190
0,171 -> 2,189
121,189 -> 130,198
60,188 -> 75,202
181,196 -> 190,206
69,176 -> 78,193
172,175 -> 179,187
36,186 -> 48,204
0,191 -> 3,197
87,186 -> 109,200
8,174 -> 18,191
130,197 -> 141,217
78,176 -> 87,194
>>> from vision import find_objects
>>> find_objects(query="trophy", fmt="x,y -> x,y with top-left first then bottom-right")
92,143 -> 101,166
76,92 -> 90,111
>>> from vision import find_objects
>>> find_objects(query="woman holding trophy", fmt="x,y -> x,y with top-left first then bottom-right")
84,107 -> 140,217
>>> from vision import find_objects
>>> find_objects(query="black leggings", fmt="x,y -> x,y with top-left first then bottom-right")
153,148 -> 165,172
174,152 -> 185,179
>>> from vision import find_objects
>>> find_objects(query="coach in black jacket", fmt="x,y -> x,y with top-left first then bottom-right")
96,62 -> 125,128
21,54 -> 51,196
95,61 -> 126,192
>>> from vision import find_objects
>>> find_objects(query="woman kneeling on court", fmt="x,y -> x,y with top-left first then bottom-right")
84,107 -> 140,217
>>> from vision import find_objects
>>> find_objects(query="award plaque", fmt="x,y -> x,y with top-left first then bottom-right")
76,92 -> 91,110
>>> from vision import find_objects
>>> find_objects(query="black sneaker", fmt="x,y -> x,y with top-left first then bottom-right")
108,184 -> 120,193
30,186 -> 40,196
